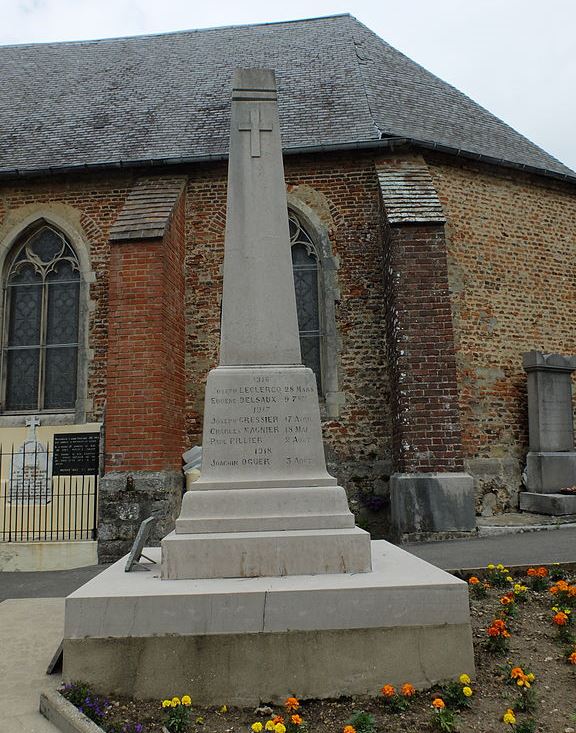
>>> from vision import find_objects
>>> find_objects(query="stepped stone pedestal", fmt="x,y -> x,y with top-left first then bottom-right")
62,68 -> 474,703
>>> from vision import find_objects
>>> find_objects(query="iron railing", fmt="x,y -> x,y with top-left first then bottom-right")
0,443 -> 98,542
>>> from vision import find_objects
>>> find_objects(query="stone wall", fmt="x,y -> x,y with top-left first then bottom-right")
428,155 -> 576,515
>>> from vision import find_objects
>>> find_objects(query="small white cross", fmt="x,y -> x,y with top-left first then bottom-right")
238,107 -> 273,158
25,415 -> 41,442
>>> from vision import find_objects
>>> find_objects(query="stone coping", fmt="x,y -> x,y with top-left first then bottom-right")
64,540 -> 468,639
40,689 -> 105,733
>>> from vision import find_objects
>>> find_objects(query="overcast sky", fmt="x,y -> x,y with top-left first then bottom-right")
2,0 -> 575,172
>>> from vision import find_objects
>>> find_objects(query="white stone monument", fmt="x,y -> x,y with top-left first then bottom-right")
62,70 -> 474,705
162,69 -> 370,580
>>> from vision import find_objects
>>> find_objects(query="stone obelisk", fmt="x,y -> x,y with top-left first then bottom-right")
162,69 -> 371,579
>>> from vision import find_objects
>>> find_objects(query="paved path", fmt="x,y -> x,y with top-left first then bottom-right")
0,598 -> 64,732
406,525 -> 576,570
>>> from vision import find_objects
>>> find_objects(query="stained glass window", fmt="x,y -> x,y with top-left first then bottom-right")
2,226 -> 80,412
289,212 -> 323,392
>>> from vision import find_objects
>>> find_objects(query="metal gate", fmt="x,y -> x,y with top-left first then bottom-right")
0,443 -> 98,542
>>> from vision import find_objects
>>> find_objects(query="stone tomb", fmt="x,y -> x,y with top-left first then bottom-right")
62,68 -> 474,702
520,351 -> 576,515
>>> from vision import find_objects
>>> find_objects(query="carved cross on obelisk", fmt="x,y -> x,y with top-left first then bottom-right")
238,107 -> 273,158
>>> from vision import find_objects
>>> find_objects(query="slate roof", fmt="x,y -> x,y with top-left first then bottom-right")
0,14 -> 573,180
376,160 -> 446,224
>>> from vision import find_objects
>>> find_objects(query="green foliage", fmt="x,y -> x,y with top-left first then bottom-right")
346,710 -> 377,733
60,682 -> 110,727
441,680 -> 472,710
431,708 -> 458,732
515,719 -> 537,733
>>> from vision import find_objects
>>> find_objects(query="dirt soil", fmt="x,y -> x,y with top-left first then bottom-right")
74,567 -> 576,733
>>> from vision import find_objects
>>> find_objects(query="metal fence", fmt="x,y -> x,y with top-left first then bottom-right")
0,443 -> 98,542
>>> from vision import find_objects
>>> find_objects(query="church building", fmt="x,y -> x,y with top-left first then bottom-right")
0,14 -> 575,566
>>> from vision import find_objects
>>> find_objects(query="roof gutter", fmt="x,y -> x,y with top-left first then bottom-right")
0,136 -> 574,185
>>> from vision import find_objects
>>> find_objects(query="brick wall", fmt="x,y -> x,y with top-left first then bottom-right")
105,190 -> 186,471
428,156 -> 576,512
382,217 -> 464,474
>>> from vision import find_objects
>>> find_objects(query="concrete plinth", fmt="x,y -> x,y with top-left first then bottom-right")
63,541 -> 474,704
390,472 -> 476,537
525,452 -> 576,493
519,492 -> 576,515
161,527 -> 372,579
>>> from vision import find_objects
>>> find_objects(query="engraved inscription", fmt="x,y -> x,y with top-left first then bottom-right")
201,368 -> 325,481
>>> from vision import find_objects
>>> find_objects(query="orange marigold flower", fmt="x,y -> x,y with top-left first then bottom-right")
468,576 -> 480,585
554,611 -> 569,626
536,566 -> 548,577
272,716 -> 285,724
432,698 -> 445,710
487,626 -> 499,637
493,619 -> 507,630
401,683 -> 415,697
284,697 -> 300,712
381,684 -> 396,698
568,651 -> 576,665
343,726 -> 356,733
527,567 -> 537,576
568,587 -> 576,597
290,715 -> 303,726
510,667 -> 524,679
500,595 -> 513,605
502,630 -> 511,638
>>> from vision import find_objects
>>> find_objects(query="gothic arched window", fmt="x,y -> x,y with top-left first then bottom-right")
289,211 -> 323,392
2,225 -> 81,412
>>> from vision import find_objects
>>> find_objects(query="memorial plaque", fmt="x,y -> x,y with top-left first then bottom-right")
53,433 -> 100,476
9,416 -> 51,505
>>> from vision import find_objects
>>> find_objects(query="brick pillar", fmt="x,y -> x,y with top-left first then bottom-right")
377,157 -> 475,538
98,177 -> 187,561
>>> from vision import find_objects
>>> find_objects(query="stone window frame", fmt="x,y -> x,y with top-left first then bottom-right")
0,212 -> 95,426
287,196 -> 344,418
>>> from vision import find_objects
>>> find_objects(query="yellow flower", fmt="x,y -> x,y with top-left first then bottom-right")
181,695 -> 192,706
458,673 -> 471,685
497,564 -> 504,570
503,709 -> 516,725
219,705 -> 228,713
462,686 -> 473,697
252,724 -> 263,732
171,697 -> 181,707
265,722 -> 276,732
526,673 -> 535,682
274,725 -> 286,733
487,564 -> 495,570
162,699 -> 172,708
506,576 -> 513,583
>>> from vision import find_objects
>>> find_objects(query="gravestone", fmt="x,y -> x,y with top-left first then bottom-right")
520,351 -> 576,514
63,69 -> 474,704
9,416 -> 51,504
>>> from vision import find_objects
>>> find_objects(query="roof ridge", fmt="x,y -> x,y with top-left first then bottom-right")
0,13 -> 352,50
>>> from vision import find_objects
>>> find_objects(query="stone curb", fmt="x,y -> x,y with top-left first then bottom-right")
39,689 -> 105,733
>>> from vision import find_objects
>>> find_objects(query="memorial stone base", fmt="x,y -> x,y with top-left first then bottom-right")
63,541 -> 474,705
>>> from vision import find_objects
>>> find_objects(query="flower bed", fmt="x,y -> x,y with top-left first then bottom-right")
59,563 -> 576,733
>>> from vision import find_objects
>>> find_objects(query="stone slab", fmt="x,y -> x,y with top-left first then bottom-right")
62,541 -> 474,704
0,540 -> 97,572
161,527 -> 372,579
524,351 -> 576,452
192,365 -> 336,491
65,541 -> 468,638
525,451 -> 576,492
390,472 -> 476,536
519,492 -> 576,515
175,486 -> 356,533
